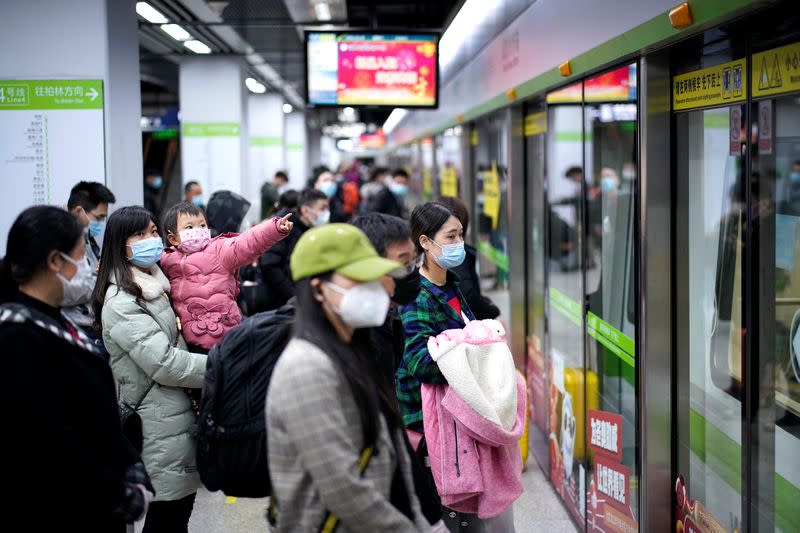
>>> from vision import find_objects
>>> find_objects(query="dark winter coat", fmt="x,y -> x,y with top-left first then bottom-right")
0,292 -> 150,531
259,210 -> 310,310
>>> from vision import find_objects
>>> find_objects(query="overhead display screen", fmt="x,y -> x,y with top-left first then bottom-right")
306,32 -> 439,108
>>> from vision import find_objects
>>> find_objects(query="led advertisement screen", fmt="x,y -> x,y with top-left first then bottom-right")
306,32 -> 439,108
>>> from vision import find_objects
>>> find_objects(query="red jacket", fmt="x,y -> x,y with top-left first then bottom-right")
160,216 -> 288,349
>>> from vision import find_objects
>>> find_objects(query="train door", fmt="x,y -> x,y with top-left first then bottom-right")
673,9 -> 800,532
524,98 -> 549,476
541,62 -> 640,532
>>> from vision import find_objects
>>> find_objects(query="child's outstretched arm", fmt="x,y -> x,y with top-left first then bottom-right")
218,213 -> 292,272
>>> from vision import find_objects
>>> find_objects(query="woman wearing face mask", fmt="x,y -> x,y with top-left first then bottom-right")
266,224 -> 431,532
92,206 -> 206,533
0,206 -> 153,531
397,202 -> 481,531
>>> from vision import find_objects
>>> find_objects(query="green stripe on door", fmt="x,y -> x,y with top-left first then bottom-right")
548,287 -> 582,327
688,409 -> 799,532
586,311 -> 635,367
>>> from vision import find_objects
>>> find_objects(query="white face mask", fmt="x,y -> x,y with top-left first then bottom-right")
324,280 -> 390,328
56,252 -> 93,306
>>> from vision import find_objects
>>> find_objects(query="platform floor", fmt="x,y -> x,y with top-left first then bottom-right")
133,455 -> 576,532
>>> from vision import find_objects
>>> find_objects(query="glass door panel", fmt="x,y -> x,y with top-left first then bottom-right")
546,84 -> 586,526
675,105 -> 744,532
525,102 -> 549,473
583,63 -> 639,533
472,112 -> 511,322
753,89 -> 800,533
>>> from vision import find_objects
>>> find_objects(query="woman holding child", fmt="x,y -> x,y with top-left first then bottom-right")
93,202 -> 291,531
93,206 -> 207,532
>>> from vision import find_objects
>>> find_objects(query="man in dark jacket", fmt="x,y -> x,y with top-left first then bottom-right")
259,189 -> 328,310
364,167 -> 404,218
435,196 -> 501,319
349,213 -> 443,529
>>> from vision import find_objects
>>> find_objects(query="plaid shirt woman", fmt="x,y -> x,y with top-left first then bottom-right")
397,202 -> 475,432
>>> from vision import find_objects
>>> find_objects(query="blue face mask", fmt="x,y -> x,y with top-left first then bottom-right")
429,239 -> 466,269
88,219 -> 105,238
390,183 -> 409,197
600,178 -> 617,192
150,176 -> 163,190
790,172 -> 800,184
319,182 -> 337,198
191,195 -> 204,207
127,237 -> 164,268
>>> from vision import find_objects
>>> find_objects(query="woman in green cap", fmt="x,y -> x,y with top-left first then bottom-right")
266,223 -> 433,532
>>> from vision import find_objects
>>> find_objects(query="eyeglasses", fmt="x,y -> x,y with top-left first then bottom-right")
395,254 -> 423,277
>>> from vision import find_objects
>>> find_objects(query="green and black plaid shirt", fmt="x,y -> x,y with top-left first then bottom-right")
396,273 -> 474,431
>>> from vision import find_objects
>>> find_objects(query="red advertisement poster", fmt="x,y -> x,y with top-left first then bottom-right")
675,475 -> 740,533
337,39 -> 437,106
593,455 -> 631,514
588,409 -> 623,463
584,64 -> 636,102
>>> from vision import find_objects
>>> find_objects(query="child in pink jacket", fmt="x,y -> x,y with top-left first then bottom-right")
160,201 -> 292,352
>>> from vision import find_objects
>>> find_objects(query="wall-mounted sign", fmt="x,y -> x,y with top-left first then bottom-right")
440,166 -> 458,197
672,58 -> 747,111
752,41 -> 800,98
0,79 -> 105,256
482,161 -> 501,229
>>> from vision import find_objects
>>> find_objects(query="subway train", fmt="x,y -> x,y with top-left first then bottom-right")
383,1 -> 800,532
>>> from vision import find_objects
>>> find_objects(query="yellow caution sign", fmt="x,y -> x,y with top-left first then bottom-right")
482,161 -> 501,230
672,58 -> 747,111
524,111 -> 547,136
422,168 -> 432,198
470,129 -> 478,146
752,41 -> 800,98
440,166 -> 458,197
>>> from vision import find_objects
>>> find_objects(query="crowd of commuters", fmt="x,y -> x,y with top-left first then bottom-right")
0,163 -> 519,532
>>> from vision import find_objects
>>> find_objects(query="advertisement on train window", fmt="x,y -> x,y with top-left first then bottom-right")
306,32 -> 438,108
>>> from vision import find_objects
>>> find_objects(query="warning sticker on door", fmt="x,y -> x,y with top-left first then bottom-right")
673,58 -> 746,111
752,41 -> 800,98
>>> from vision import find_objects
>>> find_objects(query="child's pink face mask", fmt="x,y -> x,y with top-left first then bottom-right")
178,227 -> 211,253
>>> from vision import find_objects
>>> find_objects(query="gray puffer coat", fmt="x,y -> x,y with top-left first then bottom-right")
101,264 -> 207,501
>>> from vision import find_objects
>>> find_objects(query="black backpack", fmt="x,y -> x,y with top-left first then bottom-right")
196,300 -> 294,497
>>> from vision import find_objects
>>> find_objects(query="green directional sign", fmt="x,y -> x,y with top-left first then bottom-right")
0,79 -> 103,110
182,122 -> 240,137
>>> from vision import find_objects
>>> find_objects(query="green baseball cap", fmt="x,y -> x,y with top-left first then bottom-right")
290,224 -> 403,282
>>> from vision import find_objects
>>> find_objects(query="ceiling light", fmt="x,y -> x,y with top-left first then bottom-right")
184,40 -> 212,54
382,108 -> 408,135
314,2 -> 332,21
337,138 -> 355,151
161,24 -> 191,41
283,103 -> 293,114
245,77 -> 266,94
136,2 -> 168,24
439,0 -> 502,71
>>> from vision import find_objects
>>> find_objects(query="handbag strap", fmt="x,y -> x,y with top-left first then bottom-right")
319,446 -> 374,533
134,380 -> 156,410
137,299 -> 179,348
